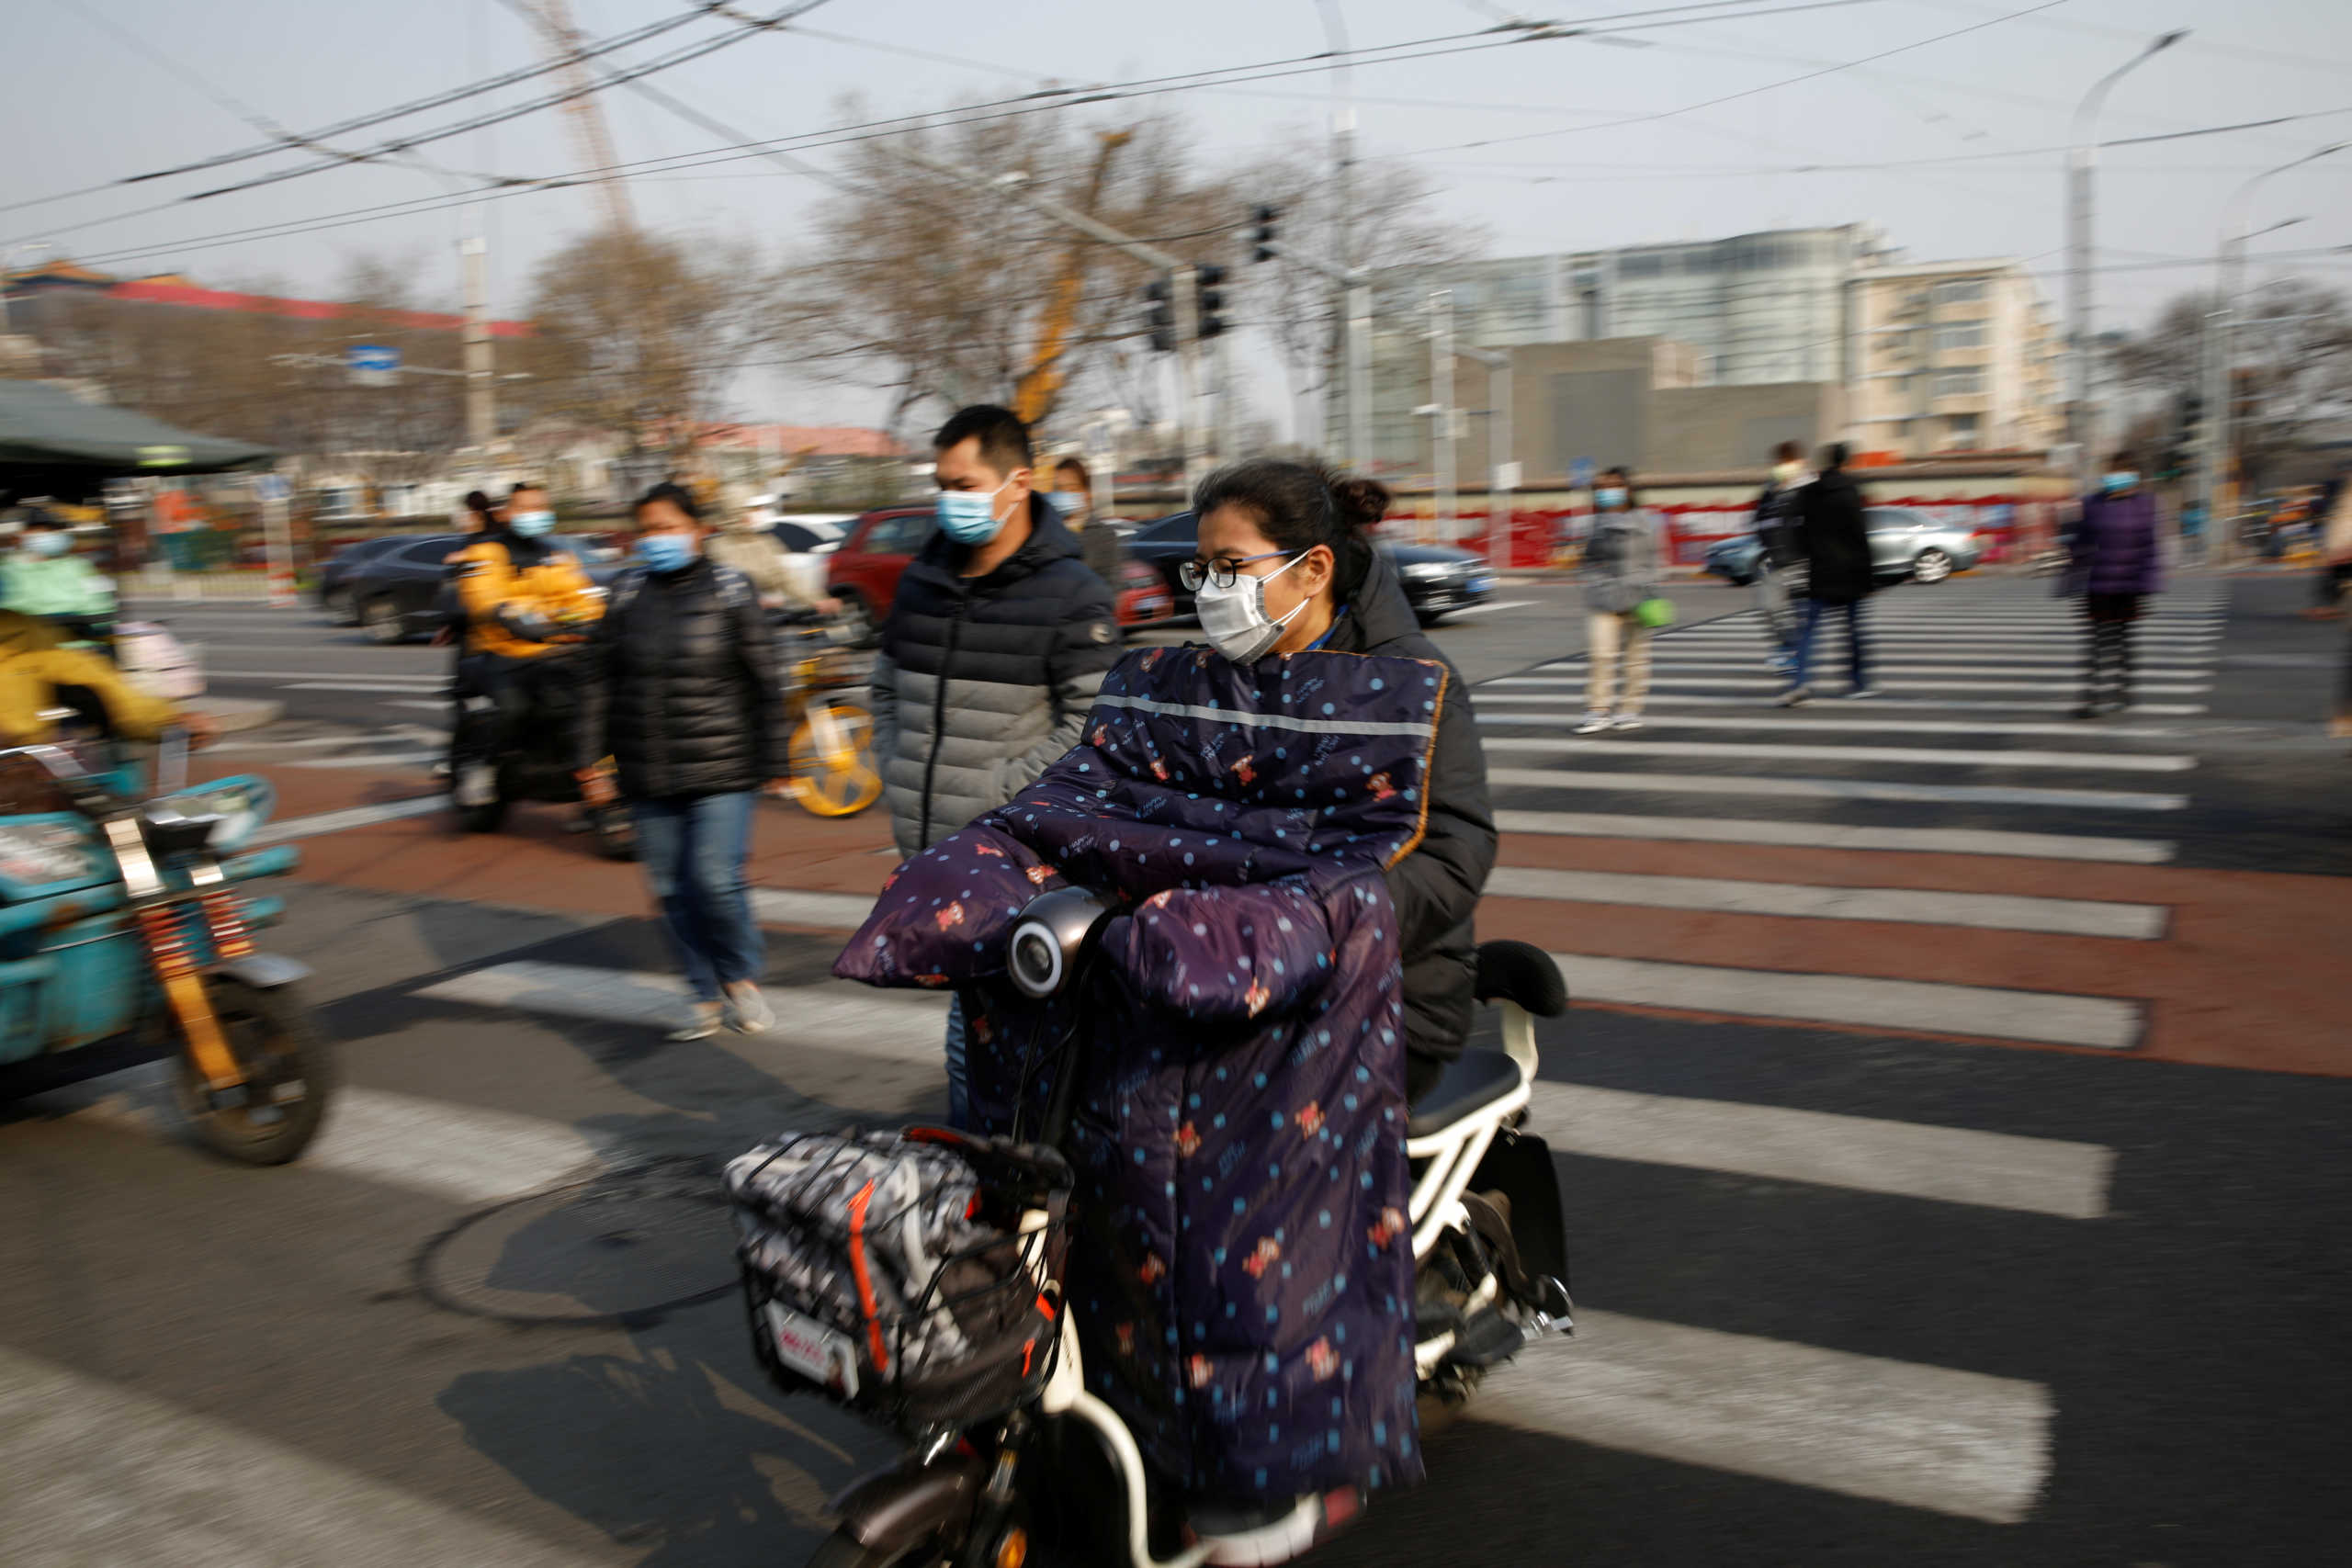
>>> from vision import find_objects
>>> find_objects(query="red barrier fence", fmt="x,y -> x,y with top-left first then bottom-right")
1382,497 -> 2063,571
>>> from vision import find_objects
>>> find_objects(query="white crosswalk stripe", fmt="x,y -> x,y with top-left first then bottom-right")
13,942 -> 2115,1531
1490,807 -> 2175,863
1487,864 -> 2166,938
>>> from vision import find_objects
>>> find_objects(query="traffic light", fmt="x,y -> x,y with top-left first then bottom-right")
1251,204 -> 1280,264
1143,278 -> 1174,354
1196,265 -> 1228,340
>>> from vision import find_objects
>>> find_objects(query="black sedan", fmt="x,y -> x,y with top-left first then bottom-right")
343,534 -> 612,644
315,535 -> 413,624
1125,512 -> 1498,625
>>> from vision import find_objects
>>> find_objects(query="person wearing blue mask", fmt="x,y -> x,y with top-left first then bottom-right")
576,482 -> 791,1041
1,510 -> 115,632
448,481 -> 604,809
2064,449 -> 2165,719
868,404 -> 1119,1124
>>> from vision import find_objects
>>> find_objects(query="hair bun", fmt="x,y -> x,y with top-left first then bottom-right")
1328,475 -> 1391,531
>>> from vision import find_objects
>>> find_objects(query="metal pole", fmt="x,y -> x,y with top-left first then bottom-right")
261,482 -> 296,609
2205,145 -> 2345,565
1457,344 -> 1510,570
1172,265 -> 1209,493
1430,288 -> 1455,544
461,236 -> 496,448
1317,1 -> 1355,464
2066,30 -> 2188,502
1347,279 -> 1373,476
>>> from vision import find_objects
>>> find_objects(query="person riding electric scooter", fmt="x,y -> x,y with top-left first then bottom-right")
447,482 -> 628,852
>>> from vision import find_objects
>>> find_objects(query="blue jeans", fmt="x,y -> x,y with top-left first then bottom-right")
631,792 -> 762,1003
944,994 -> 970,1129
1792,598 -> 1871,693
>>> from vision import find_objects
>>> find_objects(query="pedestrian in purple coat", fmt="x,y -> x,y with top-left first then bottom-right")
2066,448 -> 2166,718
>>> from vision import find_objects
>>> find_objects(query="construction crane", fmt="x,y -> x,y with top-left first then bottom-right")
1012,130 -> 1132,426
528,0 -> 637,233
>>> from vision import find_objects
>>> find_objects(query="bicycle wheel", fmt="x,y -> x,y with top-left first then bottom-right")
789,700 -> 882,818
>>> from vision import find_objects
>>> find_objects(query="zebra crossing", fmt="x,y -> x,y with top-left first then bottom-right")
1468,583 -> 2235,1052
23,938 -> 2112,1534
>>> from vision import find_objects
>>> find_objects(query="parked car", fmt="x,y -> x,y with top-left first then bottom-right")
345,534 -> 612,644
824,505 -> 1181,647
771,517 -> 851,555
1125,512 -> 1498,625
824,506 -> 936,647
315,535 -> 413,623
1702,505 -> 1984,589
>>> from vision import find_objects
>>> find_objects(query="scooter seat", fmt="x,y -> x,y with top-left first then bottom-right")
1407,1050 -> 1524,1139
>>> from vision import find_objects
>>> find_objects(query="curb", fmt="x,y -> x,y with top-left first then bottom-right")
195,696 -> 283,735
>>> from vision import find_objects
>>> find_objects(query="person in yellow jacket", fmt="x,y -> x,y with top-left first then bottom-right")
0,610 -> 213,749
447,482 -> 603,808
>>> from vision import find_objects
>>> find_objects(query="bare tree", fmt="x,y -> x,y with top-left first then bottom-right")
521,226 -> 786,461
2117,279 -> 2352,491
789,107 -> 1243,443
1224,147 -> 1484,446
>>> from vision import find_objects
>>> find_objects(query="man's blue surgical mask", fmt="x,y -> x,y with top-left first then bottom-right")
635,533 -> 697,573
23,531 -> 71,558
509,509 -> 557,538
1595,487 -> 1628,510
936,478 -> 1013,545
2100,471 -> 2139,495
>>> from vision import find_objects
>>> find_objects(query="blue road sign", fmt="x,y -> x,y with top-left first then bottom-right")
1569,457 -> 1596,490
347,344 -> 401,385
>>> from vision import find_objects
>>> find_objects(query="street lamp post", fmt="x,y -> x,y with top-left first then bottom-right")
2201,143 -> 2346,562
2066,29 -> 2187,500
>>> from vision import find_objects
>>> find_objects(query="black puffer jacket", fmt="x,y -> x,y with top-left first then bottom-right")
1324,548 -> 1498,1076
872,496 -> 1120,854
576,558 -> 788,798
1795,467 -> 1875,604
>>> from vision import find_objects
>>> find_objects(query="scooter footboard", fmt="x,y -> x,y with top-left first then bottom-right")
1466,1128 -> 1570,1297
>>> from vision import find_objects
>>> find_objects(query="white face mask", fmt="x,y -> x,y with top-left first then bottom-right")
1194,552 -> 1307,664
1772,461 -> 1803,484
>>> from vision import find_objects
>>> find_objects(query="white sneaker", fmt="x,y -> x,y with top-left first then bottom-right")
1573,711 -> 1612,734
667,1001 -> 722,1042
1611,714 -> 1644,731
723,981 -> 775,1035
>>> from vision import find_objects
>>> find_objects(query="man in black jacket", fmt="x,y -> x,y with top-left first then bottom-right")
1780,442 -> 1877,706
871,405 -> 1119,1121
578,483 -> 791,1041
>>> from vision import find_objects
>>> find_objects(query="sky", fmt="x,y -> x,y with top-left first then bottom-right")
6,0 -> 2352,436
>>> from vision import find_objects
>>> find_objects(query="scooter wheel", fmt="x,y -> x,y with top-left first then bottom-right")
175,978 -> 334,1166
804,1528 -> 949,1568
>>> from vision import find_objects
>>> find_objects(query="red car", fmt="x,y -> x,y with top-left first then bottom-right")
827,506 -> 1173,644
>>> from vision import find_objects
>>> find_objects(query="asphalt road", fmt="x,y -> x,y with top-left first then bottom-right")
6,568 -> 2346,1566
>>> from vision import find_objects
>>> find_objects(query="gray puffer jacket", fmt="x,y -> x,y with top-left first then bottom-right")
870,495 -> 1121,855
1582,507 -> 1664,614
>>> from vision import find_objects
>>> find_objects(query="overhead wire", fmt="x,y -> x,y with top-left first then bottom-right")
177,0 -> 840,203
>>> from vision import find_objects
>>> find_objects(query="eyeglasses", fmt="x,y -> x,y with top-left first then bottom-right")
1179,550 -> 1294,592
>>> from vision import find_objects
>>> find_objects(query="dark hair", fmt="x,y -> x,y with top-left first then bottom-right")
1053,455 -> 1091,488
1773,440 -> 1803,463
1819,442 -> 1849,469
506,480 -> 548,501
20,508 -> 67,532
933,404 -> 1033,476
2109,447 -> 2141,468
1192,458 -> 1389,601
1598,465 -> 1639,508
461,490 -> 494,520
634,480 -> 703,523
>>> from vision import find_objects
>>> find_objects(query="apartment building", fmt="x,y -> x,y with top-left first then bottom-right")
1847,258 -> 2062,457
1363,227 -> 2060,474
